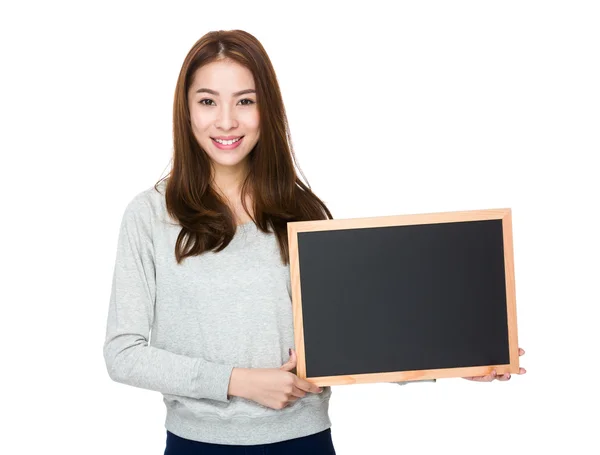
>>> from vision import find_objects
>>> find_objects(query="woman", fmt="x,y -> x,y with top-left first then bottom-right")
103,29 -> 525,454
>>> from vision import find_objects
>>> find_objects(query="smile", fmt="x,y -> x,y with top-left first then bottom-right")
211,136 -> 244,150
213,137 -> 242,145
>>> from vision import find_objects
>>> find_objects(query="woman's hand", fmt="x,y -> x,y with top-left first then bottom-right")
463,347 -> 527,381
229,348 -> 323,410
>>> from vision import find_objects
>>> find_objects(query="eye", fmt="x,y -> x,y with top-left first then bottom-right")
199,99 -> 215,106
239,98 -> 255,106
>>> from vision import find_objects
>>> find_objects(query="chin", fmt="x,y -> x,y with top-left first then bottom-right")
207,151 -> 252,168
203,141 -> 257,166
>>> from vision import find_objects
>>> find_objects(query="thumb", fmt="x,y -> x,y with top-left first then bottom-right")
280,348 -> 297,371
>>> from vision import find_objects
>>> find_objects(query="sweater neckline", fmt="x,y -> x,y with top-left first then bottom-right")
236,220 -> 256,232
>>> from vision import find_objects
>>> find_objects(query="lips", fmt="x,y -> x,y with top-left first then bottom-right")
211,136 -> 244,150
211,136 -> 244,145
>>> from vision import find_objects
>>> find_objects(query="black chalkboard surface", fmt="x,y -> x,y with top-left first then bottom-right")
287,208 -> 520,386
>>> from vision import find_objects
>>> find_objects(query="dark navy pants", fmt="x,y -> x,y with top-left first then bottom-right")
164,428 -> 336,454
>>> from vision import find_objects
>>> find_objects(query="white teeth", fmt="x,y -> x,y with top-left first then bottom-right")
214,137 -> 241,145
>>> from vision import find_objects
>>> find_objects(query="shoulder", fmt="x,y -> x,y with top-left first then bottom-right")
121,179 -> 168,224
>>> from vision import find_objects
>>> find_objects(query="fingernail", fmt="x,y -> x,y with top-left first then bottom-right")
318,388 -> 323,393
492,370 -> 496,376
507,374 -> 511,379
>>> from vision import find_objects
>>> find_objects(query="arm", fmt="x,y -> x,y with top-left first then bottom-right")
103,195 -> 235,402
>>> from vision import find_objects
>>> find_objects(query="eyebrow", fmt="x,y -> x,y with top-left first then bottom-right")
195,88 -> 256,96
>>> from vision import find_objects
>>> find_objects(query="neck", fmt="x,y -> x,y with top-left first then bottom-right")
210,162 -> 249,198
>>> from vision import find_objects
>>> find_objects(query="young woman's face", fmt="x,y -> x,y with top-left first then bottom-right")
188,59 -> 260,175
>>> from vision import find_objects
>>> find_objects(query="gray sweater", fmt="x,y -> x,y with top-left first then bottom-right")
103,180 -> 331,445
103,180 -> 433,445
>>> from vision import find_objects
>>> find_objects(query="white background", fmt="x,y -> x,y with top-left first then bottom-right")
2,1 -> 598,453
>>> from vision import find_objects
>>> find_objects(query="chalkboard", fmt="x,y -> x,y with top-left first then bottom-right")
287,208 -> 520,386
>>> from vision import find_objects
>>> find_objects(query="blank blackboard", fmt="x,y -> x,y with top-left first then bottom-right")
287,208 -> 520,386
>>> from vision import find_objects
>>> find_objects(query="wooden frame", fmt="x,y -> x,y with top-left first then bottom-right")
287,208 -> 519,386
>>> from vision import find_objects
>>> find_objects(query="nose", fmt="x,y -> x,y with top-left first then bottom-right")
215,104 -> 238,130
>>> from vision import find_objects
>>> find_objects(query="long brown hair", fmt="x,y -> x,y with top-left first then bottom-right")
154,30 -> 333,265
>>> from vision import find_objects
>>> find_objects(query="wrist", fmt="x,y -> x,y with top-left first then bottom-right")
228,367 -> 251,399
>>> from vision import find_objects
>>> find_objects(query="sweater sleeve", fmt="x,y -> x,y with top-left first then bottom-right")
103,195 -> 235,402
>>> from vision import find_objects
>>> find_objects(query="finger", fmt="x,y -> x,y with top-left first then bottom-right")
481,369 -> 497,381
519,367 -> 526,374
519,348 -> 525,356
280,348 -> 297,371
290,386 -> 308,398
299,381 -> 323,394
464,370 -> 496,382
286,392 -> 301,403
497,373 -> 511,381
294,377 -> 323,394
485,369 -> 498,381
289,349 -> 298,374
289,348 -> 298,364
286,350 -> 322,393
